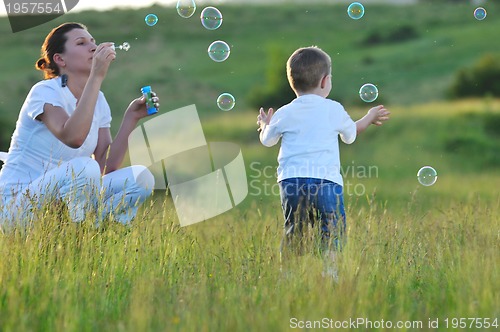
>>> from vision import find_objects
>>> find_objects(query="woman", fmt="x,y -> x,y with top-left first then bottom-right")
0,22 -> 158,226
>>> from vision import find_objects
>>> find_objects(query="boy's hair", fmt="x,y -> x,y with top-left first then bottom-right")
286,46 -> 331,93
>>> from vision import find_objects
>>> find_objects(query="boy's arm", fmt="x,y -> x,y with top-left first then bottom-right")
356,105 -> 390,134
257,107 -> 280,147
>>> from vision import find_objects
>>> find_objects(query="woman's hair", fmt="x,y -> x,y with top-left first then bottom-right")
286,46 -> 331,93
35,22 -> 88,79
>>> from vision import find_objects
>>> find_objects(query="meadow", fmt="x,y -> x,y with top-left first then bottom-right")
0,2 -> 499,331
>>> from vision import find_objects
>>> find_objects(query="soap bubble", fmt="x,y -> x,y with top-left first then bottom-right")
145,14 -> 158,26
201,6 -> 223,30
359,83 -> 378,102
177,0 -> 196,18
347,2 -> 365,20
217,93 -> 235,111
474,7 -> 487,21
208,41 -> 231,62
417,166 -> 438,186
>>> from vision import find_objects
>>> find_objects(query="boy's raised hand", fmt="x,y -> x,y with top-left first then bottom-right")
257,107 -> 274,132
368,105 -> 390,126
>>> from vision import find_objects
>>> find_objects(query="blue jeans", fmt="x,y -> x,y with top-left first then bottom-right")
279,178 -> 346,251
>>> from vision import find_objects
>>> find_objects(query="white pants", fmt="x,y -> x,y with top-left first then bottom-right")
0,157 -> 155,226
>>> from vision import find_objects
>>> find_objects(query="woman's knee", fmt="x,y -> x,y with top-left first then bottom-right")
67,157 -> 101,183
132,165 -> 155,190
131,165 -> 155,192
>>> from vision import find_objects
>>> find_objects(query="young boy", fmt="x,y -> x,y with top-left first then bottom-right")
257,46 -> 389,254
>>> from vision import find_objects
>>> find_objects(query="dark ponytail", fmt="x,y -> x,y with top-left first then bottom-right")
35,58 -> 47,71
35,22 -> 88,79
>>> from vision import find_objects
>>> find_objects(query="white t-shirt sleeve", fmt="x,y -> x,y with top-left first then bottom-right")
26,82 -> 65,120
260,112 -> 282,147
338,107 -> 357,144
98,92 -> 112,128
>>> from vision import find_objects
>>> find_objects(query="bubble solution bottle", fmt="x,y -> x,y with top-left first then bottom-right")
141,86 -> 158,115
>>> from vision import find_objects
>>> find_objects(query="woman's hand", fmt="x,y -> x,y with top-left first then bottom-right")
125,91 -> 160,121
90,42 -> 116,79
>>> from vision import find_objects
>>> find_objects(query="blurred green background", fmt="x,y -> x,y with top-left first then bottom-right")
0,1 -> 499,210
0,2 -> 499,122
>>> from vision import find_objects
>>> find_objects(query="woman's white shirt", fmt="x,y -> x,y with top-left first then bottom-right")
0,76 -> 111,190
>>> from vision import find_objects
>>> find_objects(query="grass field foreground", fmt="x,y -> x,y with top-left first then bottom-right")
1,99 -> 499,331
0,194 -> 498,331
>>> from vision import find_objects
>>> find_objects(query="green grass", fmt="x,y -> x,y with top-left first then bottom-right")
0,190 -> 498,331
1,3 -> 499,331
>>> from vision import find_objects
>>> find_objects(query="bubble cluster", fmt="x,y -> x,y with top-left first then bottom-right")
145,14 -> 158,26
347,2 -> 365,20
474,7 -> 487,21
208,40 -> 231,62
114,42 -> 130,51
359,83 -> 378,102
217,93 -> 235,111
177,0 -> 196,19
417,166 -> 438,186
201,6 -> 223,30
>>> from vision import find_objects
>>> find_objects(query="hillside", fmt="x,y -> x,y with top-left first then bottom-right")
0,2 -> 498,149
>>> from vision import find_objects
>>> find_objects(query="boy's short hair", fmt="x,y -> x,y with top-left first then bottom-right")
286,46 -> 331,93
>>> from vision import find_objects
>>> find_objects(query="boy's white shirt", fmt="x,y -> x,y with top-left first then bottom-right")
260,94 -> 356,186
0,77 -> 112,189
